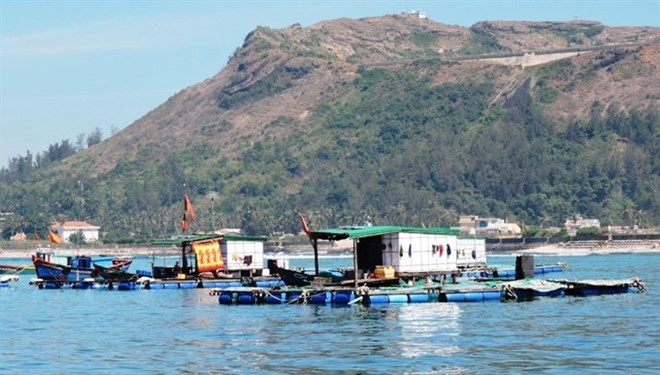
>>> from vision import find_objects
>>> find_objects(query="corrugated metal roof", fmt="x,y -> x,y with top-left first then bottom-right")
151,234 -> 222,246
311,226 -> 459,241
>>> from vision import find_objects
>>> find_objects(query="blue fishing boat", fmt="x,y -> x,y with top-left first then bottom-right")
32,252 -> 95,281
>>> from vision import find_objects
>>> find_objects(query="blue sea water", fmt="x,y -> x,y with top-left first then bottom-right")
1,253 -> 659,374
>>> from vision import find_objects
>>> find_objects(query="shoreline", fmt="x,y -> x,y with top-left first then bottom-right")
489,239 -> 660,256
1,240 -> 658,259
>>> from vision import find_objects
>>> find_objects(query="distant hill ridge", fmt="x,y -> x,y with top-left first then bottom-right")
65,15 -> 659,174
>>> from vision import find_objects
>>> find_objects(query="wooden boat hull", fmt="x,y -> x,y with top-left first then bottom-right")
32,256 -> 93,281
92,264 -> 137,281
0,264 -> 35,275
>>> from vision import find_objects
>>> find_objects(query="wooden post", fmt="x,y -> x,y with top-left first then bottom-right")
353,238 -> 359,290
313,238 -> 319,276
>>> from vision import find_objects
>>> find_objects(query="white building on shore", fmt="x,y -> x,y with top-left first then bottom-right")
50,221 -> 101,243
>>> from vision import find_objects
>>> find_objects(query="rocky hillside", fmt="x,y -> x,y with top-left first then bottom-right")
62,15 -> 659,174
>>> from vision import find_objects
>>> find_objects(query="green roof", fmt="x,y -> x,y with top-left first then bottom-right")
311,226 -> 459,241
151,233 -> 266,246
222,233 -> 268,242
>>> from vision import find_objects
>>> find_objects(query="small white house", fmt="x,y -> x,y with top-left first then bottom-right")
564,216 -> 601,232
50,221 -> 100,243
459,215 -> 522,237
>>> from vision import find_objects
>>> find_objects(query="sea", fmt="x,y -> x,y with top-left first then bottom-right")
1,252 -> 659,374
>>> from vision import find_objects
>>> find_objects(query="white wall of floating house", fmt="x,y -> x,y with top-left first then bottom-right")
382,232 -> 457,273
475,237 -> 487,263
456,237 -> 487,266
221,240 -> 264,271
382,234 -> 399,269
436,234 -> 459,272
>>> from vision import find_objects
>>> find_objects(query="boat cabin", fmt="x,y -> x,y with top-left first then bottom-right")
34,251 -> 93,268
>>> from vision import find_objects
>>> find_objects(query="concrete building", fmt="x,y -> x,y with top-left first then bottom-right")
50,221 -> 101,243
459,215 -> 522,237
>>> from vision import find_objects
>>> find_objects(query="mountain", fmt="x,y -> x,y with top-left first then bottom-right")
2,15 -> 659,240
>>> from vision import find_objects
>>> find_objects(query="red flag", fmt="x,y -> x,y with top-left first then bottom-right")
49,231 -> 62,244
182,214 -> 189,232
184,193 -> 196,221
298,213 -> 312,237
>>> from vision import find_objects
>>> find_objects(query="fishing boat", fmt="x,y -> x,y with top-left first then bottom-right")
549,278 -> 646,296
32,251 -> 95,281
0,263 -> 35,275
92,258 -> 136,281
267,259 -> 313,286
31,249 -> 135,282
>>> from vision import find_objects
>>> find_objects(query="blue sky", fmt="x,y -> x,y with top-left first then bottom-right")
1,0 -> 658,168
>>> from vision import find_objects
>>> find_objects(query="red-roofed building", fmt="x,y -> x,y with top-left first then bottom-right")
49,221 -> 101,243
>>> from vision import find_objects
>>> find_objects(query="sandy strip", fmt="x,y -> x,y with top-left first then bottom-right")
512,241 -> 660,256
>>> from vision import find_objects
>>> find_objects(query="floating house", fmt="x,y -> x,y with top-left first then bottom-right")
151,233 -> 271,278
301,225 -> 485,288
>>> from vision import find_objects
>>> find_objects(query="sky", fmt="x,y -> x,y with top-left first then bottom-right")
1,0 -> 658,168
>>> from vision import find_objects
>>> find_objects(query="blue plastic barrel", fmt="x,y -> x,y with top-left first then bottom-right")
409,293 -> 430,303
463,292 -> 484,302
369,294 -> 390,304
388,294 -> 408,304
308,292 -> 328,304
118,282 -> 135,291
237,293 -> 255,304
333,291 -> 352,305
443,292 -> 464,302
266,292 -> 283,304
287,292 -> 302,303
218,293 -> 233,304
483,290 -> 502,301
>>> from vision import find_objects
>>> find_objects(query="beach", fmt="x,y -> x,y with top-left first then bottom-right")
507,239 -> 660,255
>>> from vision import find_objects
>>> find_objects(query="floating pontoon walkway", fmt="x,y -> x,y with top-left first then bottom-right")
210,277 -> 645,306
29,277 -> 284,290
